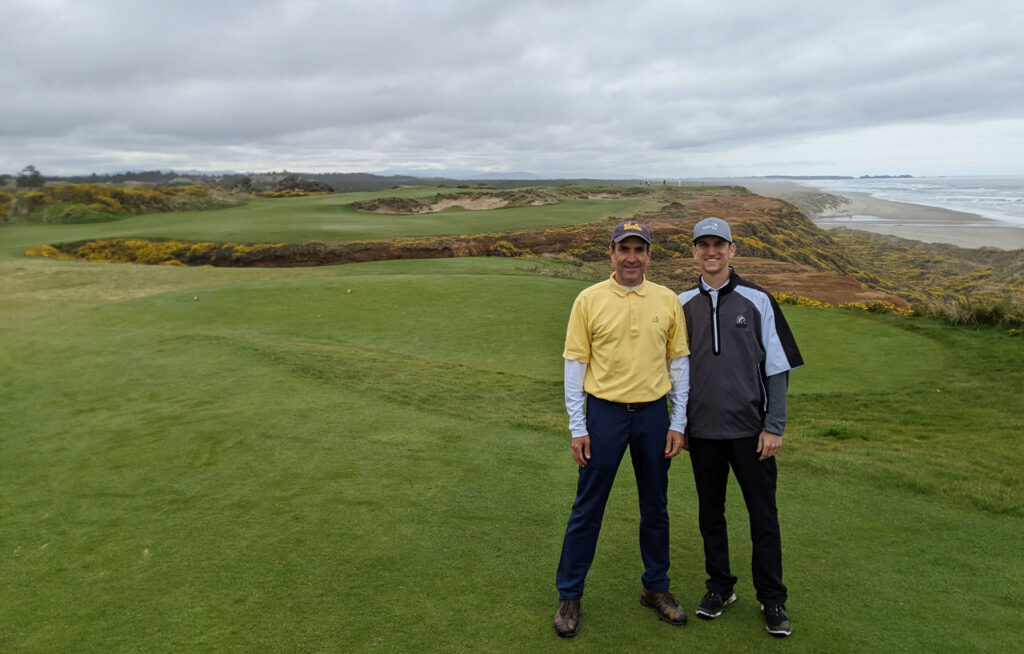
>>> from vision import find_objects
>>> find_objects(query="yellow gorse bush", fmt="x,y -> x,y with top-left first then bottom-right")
22,244 -> 73,260
773,292 -> 913,315
486,240 -> 522,257
0,190 -> 13,220
25,239 -> 291,267
2,184 -> 241,223
32,184 -> 208,214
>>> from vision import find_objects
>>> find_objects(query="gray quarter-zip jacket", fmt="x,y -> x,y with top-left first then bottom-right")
678,269 -> 804,440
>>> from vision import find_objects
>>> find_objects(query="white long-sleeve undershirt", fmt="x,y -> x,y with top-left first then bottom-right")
564,357 -> 690,437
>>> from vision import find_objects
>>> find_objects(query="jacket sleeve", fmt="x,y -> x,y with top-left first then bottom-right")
763,371 -> 789,435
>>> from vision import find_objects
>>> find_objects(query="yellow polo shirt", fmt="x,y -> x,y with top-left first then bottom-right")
563,274 -> 689,403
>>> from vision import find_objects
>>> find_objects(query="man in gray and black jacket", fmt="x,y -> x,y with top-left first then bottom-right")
677,217 -> 804,638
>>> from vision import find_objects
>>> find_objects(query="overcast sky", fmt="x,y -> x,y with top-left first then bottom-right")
2,0 -> 1022,178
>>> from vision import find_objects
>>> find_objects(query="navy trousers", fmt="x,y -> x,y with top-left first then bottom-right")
555,395 -> 672,600
688,435 -> 787,604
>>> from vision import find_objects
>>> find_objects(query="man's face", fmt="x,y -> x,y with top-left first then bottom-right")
692,235 -> 735,276
609,236 -> 651,286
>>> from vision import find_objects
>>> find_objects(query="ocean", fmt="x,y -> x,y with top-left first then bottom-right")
798,176 -> 1024,228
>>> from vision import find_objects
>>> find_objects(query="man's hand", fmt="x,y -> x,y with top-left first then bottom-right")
664,429 -> 685,459
757,431 -> 782,461
572,436 -> 591,467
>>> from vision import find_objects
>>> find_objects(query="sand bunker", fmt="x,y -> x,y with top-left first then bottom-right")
354,189 -> 608,215
420,196 -> 509,212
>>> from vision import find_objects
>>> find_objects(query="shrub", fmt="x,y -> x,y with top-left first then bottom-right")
928,294 -> 1024,328
26,239 -> 299,267
273,174 -> 334,193
775,293 -> 914,316
836,300 -> 914,316
650,243 -> 681,260
487,240 -> 522,257
22,191 -> 49,213
349,196 -> 429,212
774,293 -> 833,310
0,190 -> 12,222
23,244 -> 72,260
659,234 -> 694,258
3,184 -> 241,222
26,202 -> 117,224
564,241 -> 609,262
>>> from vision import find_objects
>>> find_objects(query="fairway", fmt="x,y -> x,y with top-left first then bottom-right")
2,197 -> 1022,652
0,189 -> 658,253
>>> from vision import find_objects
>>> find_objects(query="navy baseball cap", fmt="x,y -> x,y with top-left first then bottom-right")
611,221 -> 651,244
692,217 -> 733,243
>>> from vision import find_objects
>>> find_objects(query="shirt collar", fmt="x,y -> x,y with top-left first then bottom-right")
699,267 -> 735,292
699,277 -> 723,292
608,272 -> 648,296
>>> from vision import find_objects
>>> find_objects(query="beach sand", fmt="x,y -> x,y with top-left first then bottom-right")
735,180 -> 1024,251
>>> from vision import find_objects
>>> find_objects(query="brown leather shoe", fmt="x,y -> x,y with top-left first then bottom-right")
553,599 -> 581,638
640,587 -> 687,625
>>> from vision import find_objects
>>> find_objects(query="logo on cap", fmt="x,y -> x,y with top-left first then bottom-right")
692,217 -> 733,243
612,221 -> 652,244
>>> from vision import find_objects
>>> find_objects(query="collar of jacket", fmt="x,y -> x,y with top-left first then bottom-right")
697,267 -> 738,297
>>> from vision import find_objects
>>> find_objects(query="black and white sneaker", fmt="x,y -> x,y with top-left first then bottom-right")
761,603 -> 793,637
695,590 -> 737,619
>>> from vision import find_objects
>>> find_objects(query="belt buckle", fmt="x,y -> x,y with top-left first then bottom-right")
625,402 -> 640,412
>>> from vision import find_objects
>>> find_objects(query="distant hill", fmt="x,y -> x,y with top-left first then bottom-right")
41,169 -> 647,193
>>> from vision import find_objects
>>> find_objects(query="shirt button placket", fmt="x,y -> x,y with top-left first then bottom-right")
630,295 -> 639,336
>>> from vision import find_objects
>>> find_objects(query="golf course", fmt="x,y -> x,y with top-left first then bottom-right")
1,186 -> 1021,652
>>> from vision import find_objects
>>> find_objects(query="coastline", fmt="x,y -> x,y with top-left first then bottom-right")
736,180 -> 1024,251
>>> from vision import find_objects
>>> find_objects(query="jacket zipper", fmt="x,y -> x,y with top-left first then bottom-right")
710,290 -> 721,355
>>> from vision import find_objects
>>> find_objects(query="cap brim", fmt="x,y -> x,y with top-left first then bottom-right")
613,233 -> 651,243
692,233 -> 732,243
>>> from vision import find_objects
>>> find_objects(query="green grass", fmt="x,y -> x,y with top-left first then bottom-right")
1,188 -> 656,257
788,309 -> 1023,516
1,197 -> 1022,652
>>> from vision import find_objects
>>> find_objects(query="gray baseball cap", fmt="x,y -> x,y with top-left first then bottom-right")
692,217 -> 733,243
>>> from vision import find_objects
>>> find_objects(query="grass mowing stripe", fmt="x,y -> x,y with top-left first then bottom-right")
214,333 -> 566,434
1,320 -> 566,651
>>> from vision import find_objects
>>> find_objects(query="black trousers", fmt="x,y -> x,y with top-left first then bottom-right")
688,435 -> 787,604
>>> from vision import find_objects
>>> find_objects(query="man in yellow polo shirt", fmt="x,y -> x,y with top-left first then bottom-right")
553,221 -> 691,638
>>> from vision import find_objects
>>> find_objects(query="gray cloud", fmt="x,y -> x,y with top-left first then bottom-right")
1,0 -> 1021,176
